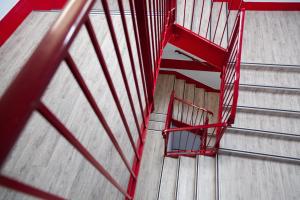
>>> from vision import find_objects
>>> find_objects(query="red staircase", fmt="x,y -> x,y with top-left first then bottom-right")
0,0 -> 245,199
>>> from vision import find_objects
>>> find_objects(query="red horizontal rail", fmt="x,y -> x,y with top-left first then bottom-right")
164,122 -> 227,134
0,176 -> 65,200
174,97 -> 214,115
0,0 -> 174,199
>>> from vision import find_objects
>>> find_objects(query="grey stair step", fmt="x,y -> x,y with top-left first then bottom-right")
237,89 -> 300,111
148,120 -> 165,131
239,83 -> 300,94
153,74 -> 176,114
150,113 -> 167,122
222,128 -> 300,159
227,127 -> 300,140
241,63 -> 300,72
240,64 -> 300,88
135,132 -> 164,200
218,148 -> 300,165
233,111 -> 300,135
176,156 -> 196,200
196,155 -> 215,200
158,157 -> 179,200
236,106 -> 300,117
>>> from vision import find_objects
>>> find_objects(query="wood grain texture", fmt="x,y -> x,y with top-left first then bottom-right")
240,65 -> 300,88
242,11 -> 300,65
238,88 -> 300,111
158,157 -> 179,200
134,131 -> 164,200
154,74 -> 176,114
221,130 -> 300,158
219,154 -> 300,200
176,156 -> 196,200
0,11 -> 147,200
196,155 -> 215,200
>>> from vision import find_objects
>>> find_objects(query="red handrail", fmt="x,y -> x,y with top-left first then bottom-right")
0,0 -> 174,199
214,8 -> 246,149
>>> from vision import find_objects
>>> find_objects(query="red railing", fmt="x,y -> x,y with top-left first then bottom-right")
0,0 -> 175,199
162,7 -> 245,157
162,91 -> 218,157
177,0 -> 243,48
215,8 -> 246,149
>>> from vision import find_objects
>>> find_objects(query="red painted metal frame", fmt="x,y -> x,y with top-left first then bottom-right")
0,0 -> 175,199
162,6 -> 245,158
159,70 -> 220,92
0,0 -> 67,46
162,91 -> 218,157
244,2 -> 300,11
0,0 -> 32,46
161,59 -> 220,72
169,24 -> 227,69
214,8 -> 245,150
216,0 -> 300,10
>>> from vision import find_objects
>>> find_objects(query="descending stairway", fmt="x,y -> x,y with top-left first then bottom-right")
220,63 -> 300,159
135,74 -> 219,200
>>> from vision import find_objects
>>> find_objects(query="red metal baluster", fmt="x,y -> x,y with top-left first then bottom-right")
134,0 -> 155,105
101,0 -> 144,141
198,0 -> 205,35
0,176 -> 65,200
84,19 -> 140,160
37,102 -> 132,199
190,0 -> 196,30
219,0 -> 234,45
212,2 -> 224,42
183,0 -> 187,27
117,0 -> 147,128
128,0 -> 149,109
64,52 -> 137,177
153,0 -> 159,64
148,0 -> 156,72
205,1 -> 214,39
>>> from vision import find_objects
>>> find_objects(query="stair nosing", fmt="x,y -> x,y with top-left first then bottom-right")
219,148 -> 300,164
227,127 -> 300,140
235,105 -> 300,116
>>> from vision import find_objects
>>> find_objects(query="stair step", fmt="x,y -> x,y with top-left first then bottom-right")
239,84 -> 300,94
227,127 -> 300,140
154,74 -> 176,114
233,111 -> 300,135
135,132 -> 164,200
150,113 -> 167,122
148,120 -> 165,131
238,89 -> 300,111
222,128 -> 300,159
240,64 -> 300,88
241,63 -> 300,72
196,155 -> 215,200
236,106 -> 300,117
158,157 -> 179,200
176,156 -> 196,200
194,88 -> 205,108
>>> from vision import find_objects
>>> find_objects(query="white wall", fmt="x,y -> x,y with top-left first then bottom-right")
162,43 -> 206,62
160,68 -> 221,89
0,0 -> 20,20
162,43 -> 220,90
